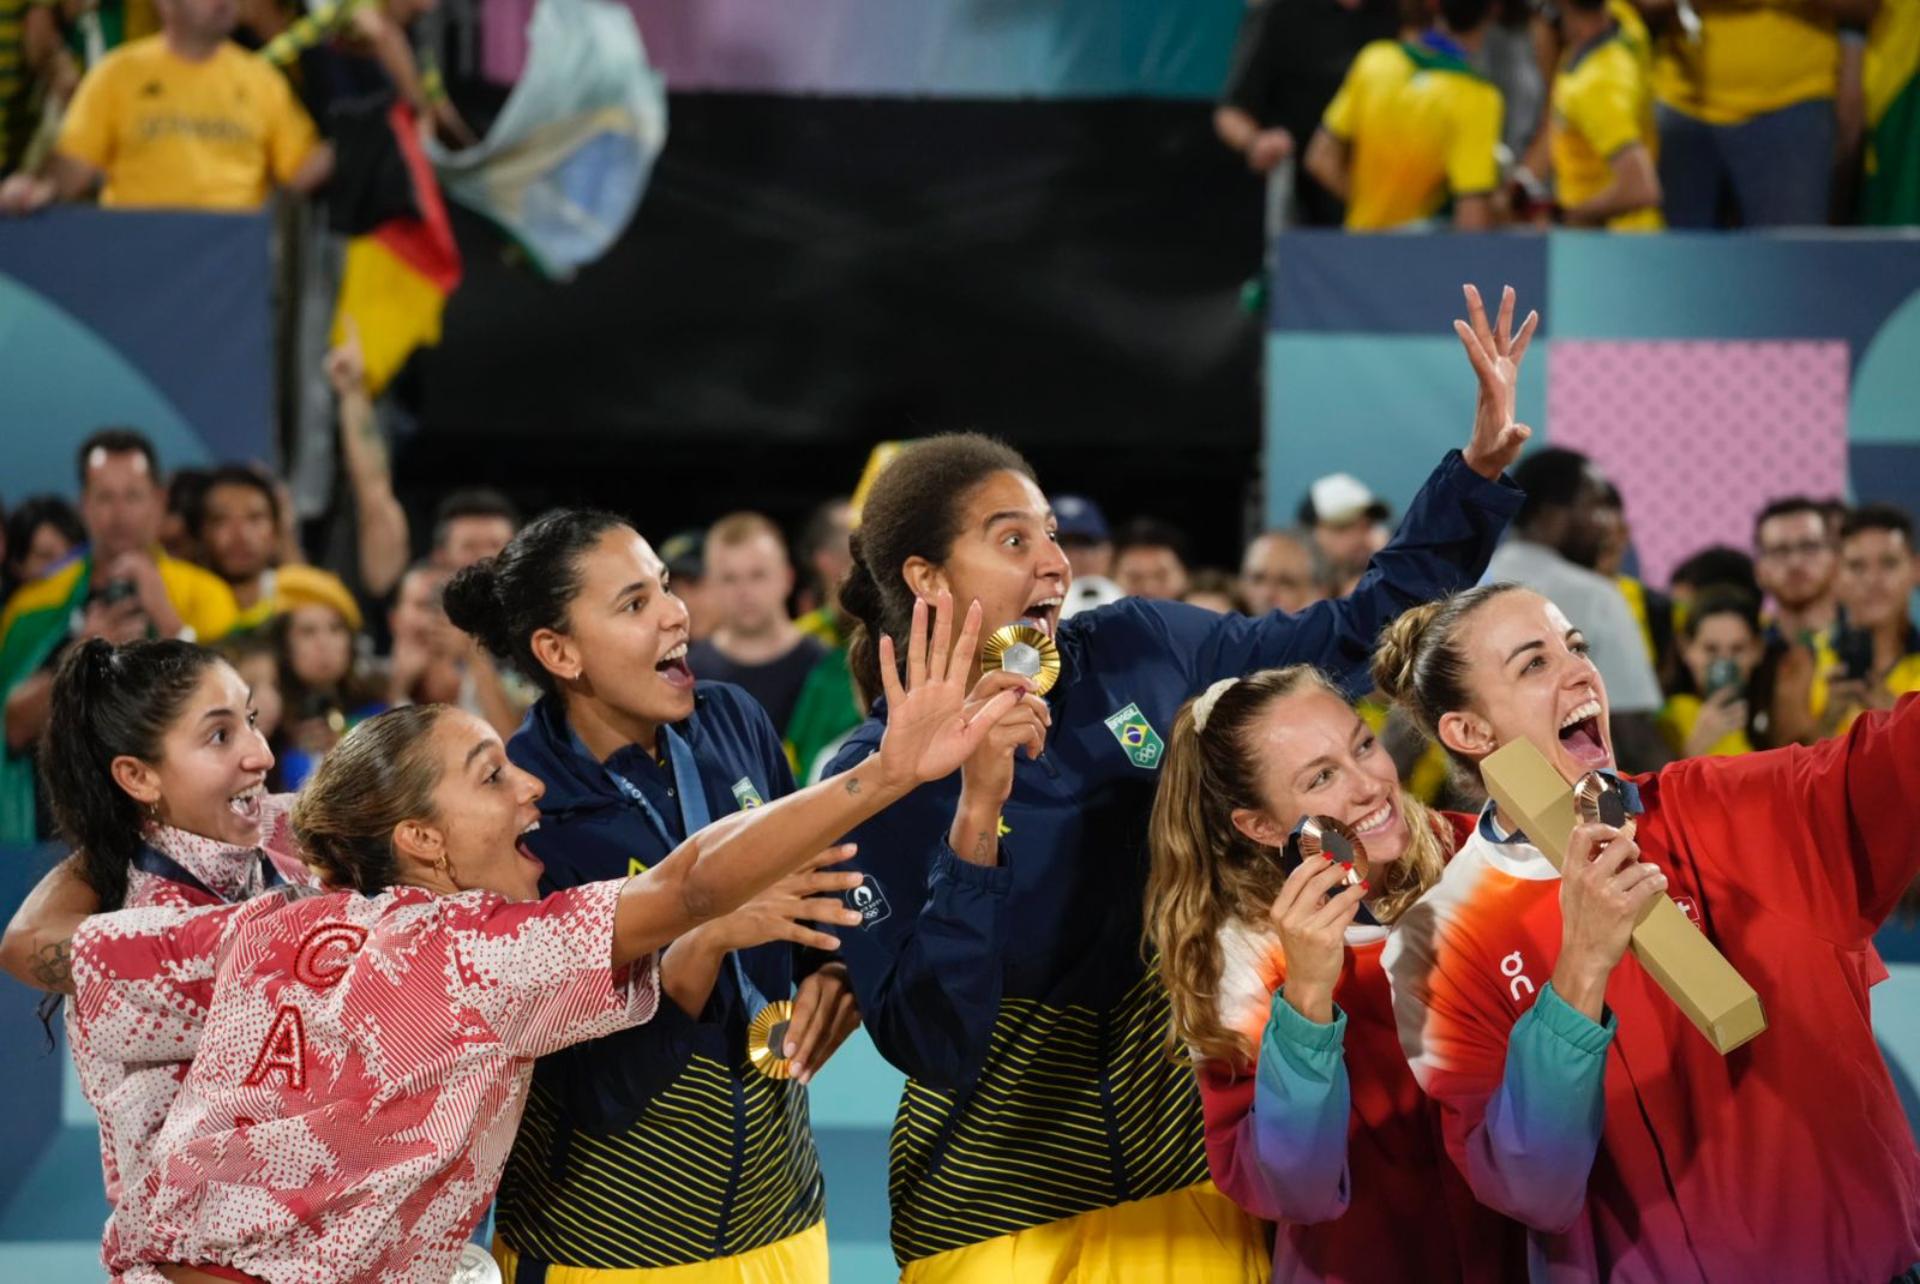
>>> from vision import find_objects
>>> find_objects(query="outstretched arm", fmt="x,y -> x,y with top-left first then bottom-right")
610,595 -> 1017,969
1163,285 -> 1532,694
327,333 -> 410,599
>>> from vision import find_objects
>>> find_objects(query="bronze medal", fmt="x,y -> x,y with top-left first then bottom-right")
1573,772 -> 1630,828
1295,814 -> 1371,887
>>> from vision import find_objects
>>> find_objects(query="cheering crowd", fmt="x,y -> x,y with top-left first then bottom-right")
0,286 -> 1915,1284
1217,0 -> 1920,228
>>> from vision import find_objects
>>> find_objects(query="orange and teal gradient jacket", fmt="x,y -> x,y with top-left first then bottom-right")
1197,810 -> 1529,1283
1385,696 -> 1920,1281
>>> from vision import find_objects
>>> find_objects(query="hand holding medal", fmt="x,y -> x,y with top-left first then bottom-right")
1268,816 -> 1376,1022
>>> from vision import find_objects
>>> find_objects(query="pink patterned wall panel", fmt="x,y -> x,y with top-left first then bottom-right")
1546,340 -> 1851,589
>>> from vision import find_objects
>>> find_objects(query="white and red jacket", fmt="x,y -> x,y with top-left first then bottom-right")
71,797 -> 308,1212
70,876 -> 658,1284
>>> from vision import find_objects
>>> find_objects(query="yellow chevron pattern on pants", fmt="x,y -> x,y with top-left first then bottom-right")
886,960 -> 1215,1265
496,1053 -> 823,1269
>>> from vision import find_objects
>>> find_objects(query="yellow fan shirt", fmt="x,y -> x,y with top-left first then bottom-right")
1653,0 -> 1840,126
1322,37 -> 1505,231
56,35 -> 318,210
1551,26 -> 1665,230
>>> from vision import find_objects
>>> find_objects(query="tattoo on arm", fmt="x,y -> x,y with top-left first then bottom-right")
353,409 -> 390,472
973,834 -> 991,861
30,940 -> 73,994
844,777 -> 861,796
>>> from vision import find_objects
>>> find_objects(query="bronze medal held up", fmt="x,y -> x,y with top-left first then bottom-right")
1293,814 -> 1371,887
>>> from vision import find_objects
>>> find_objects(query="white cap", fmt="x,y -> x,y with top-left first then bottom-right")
1307,473 -> 1384,525
1061,575 -> 1124,620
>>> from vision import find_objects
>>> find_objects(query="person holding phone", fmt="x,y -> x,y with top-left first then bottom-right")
1657,589 -> 1765,757
1145,665 -> 1524,1283
1809,503 -> 1920,736
2,430 -> 239,843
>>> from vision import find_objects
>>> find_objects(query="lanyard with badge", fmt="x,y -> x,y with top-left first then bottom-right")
602,726 -> 797,1080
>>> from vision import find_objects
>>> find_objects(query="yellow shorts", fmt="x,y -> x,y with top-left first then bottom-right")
898,1181 -> 1269,1284
494,1222 -> 829,1283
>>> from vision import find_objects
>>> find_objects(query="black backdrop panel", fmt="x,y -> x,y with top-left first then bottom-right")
400,92 -> 1267,563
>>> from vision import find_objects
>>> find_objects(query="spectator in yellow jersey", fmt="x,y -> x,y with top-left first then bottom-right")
1549,0 -> 1664,227
0,0 -> 331,213
1305,0 -> 1505,230
1658,590 -> 1765,758
1653,0 -> 1878,226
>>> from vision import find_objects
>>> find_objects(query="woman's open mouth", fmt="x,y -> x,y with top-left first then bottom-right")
655,643 -> 694,691
1557,699 -> 1610,769
516,818 -> 544,870
1352,800 -> 1397,837
228,783 -> 266,824
1018,596 -> 1064,638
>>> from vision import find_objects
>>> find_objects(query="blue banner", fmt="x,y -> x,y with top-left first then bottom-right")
0,208 -> 274,505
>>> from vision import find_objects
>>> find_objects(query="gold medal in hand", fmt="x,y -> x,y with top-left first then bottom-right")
979,624 -> 1061,697
747,1000 -> 797,1080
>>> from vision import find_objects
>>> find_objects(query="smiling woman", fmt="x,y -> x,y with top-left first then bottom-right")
0,637 -> 304,1236
822,283 -> 1537,1283
40,639 -> 290,915
30,596 -> 1010,1284
1374,583 -> 1920,1281
1143,665 -> 1519,1283
441,509 -> 883,1281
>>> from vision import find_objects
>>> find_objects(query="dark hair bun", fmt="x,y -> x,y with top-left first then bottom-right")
442,559 -> 509,657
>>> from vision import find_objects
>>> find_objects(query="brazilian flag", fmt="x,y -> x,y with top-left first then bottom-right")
1862,0 -> 1920,225
0,555 -> 89,844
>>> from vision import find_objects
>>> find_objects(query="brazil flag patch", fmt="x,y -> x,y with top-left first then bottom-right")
1104,702 -> 1165,769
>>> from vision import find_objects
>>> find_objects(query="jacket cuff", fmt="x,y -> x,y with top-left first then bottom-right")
1439,447 -> 1526,516
1265,987 -> 1349,1055
1529,981 -> 1618,1056
930,838 -> 1015,893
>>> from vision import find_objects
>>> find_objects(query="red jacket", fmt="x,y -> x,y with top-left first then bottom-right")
1387,695 -> 1920,1282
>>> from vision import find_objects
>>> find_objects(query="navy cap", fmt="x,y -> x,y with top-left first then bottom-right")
1052,494 -> 1111,543
658,528 -> 706,579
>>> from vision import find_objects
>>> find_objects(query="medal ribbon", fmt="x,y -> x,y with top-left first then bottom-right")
602,727 -> 772,1018
131,844 -> 284,903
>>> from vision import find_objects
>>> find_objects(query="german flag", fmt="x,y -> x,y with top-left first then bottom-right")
331,98 -> 462,394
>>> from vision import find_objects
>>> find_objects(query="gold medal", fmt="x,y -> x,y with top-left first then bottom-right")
747,1000 -> 797,1080
1573,773 -> 1630,828
1295,815 -> 1371,886
980,623 -> 1062,697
